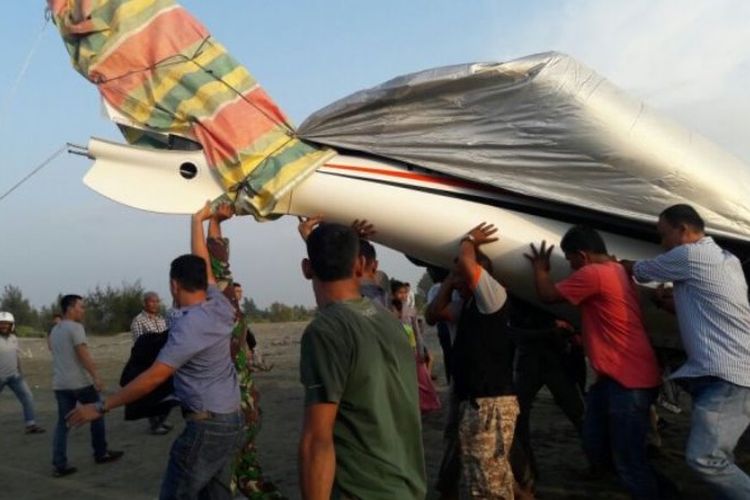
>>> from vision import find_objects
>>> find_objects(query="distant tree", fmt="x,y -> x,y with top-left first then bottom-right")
268,302 -> 294,323
84,281 -> 145,334
38,296 -> 63,332
0,284 -> 39,327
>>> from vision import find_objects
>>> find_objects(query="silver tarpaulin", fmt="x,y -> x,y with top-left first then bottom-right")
299,52 -> 750,242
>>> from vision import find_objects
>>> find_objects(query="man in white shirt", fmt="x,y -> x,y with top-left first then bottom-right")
0,311 -> 45,434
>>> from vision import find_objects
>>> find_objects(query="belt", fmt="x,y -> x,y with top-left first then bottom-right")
182,409 -> 214,421
181,408 -> 241,422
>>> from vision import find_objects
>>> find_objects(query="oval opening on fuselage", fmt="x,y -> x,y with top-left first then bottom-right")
179,162 -> 198,180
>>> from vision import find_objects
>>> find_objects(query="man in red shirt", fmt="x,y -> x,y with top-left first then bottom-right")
526,225 -> 665,499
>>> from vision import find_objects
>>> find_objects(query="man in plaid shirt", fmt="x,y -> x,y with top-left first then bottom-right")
129,292 -> 170,434
130,292 -> 168,342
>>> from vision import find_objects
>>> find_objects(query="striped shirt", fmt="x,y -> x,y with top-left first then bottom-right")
633,237 -> 750,387
130,311 -> 167,342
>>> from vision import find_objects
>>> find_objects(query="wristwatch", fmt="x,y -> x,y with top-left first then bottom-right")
94,400 -> 108,415
460,233 -> 477,245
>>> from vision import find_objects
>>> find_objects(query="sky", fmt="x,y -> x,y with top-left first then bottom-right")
1,0 -> 749,310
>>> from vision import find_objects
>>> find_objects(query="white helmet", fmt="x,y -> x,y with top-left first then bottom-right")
0,311 -> 14,324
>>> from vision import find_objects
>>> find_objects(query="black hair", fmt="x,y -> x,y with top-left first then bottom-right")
359,239 -> 377,264
60,294 -> 83,314
233,282 -> 242,288
660,204 -> 705,232
170,254 -> 208,292
560,225 -> 608,255
427,265 -> 450,283
306,223 -> 360,282
390,279 -> 408,294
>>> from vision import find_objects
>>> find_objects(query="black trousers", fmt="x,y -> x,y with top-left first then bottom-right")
511,344 -> 585,487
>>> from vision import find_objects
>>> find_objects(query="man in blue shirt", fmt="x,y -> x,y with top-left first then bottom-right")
68,202 -> 241,499
622,204 -> 750,499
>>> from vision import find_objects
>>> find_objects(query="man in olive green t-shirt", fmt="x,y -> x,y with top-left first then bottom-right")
297,219 -> 426,499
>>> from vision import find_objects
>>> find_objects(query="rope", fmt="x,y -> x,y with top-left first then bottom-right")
0,145 -> 67,204
0,16 -> 50,130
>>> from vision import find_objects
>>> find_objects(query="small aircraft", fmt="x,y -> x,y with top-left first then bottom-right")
49,1 -> 750,348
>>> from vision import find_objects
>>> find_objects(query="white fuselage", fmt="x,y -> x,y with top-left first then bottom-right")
84,138 -> 681,347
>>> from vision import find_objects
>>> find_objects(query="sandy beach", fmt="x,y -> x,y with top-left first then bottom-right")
1,323 -> 746,499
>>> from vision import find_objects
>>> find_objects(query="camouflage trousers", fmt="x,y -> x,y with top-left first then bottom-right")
458,395 -> 520,499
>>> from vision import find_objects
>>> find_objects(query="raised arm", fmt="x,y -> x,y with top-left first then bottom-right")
457,222 -> 498,279
191,202 -> 215,284
206,203 -> 236,291
525,241 -> 566,303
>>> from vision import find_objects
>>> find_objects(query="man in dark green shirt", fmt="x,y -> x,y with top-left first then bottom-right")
297,219 -> 426,499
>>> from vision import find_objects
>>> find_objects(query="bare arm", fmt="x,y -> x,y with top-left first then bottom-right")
531,268 -> 566,303
525,241 -> 566,304
299,403 -> 338,500
103,362 -> 175,412
457,222 -> 499,281
208,202 -> 233,239
66,362 -> 176,427
192,202 -> 216,285
457,239 -> 479,281
425,277 -> 458,326
74,344 -> 103,390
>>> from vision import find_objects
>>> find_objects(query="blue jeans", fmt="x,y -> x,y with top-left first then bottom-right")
160,410 -> 243,500
53,385 -> 107,469
683,376 -> 750,500
0,374 -> 36,424
583,378 -> 660,499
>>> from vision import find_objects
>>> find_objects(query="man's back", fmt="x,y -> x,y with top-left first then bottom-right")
556,261 -> 661,389
50,320 -> 91,390
301,298 -> 426,499
157,285 -> 239,413
636,237 -> 750,385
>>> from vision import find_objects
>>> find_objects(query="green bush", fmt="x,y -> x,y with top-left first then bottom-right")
14,325 -> 45,338
2,282 -> 316,333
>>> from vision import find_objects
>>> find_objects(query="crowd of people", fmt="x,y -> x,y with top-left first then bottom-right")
1,202 -> 750,499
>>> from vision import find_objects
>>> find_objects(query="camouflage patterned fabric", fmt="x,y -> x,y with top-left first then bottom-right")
207,237 -> 284,499
458,396 -> 520,499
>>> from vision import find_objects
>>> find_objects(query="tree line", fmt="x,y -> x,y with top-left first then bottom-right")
0,283 -> 317,336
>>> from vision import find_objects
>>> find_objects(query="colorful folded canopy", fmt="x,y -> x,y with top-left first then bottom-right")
48,0 -> 334,216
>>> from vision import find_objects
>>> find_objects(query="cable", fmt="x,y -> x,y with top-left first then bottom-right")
0,145 -> 67,204
0,16 -> 50,130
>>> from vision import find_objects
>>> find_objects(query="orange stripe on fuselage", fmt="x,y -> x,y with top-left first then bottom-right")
322,163 -> 493,192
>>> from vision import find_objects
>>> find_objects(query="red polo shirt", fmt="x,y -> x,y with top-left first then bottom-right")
556,261 -> 661,389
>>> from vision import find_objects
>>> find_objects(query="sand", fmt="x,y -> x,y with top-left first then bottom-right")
1,323 -> 746,499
